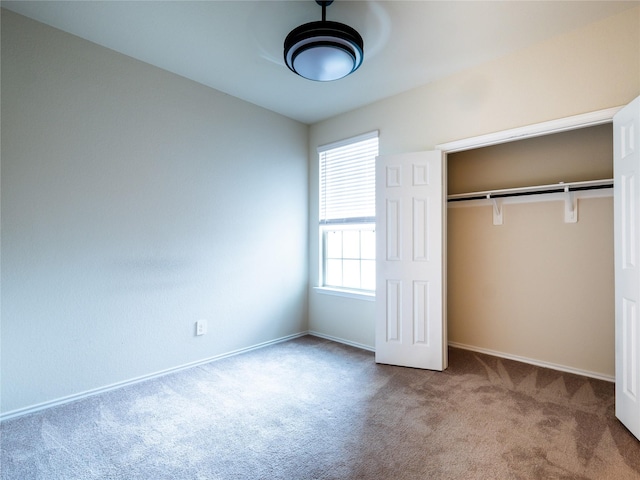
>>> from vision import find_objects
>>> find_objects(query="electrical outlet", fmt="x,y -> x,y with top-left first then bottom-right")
196,319 -> 207,336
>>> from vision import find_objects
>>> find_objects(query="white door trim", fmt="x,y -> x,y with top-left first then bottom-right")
434,105 -> 622,378
436,106 -> 623,153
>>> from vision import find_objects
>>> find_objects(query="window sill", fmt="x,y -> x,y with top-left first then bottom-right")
313,287 -> 375,302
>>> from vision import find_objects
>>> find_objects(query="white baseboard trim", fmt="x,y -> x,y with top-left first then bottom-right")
0,332 -> 308,422
4,334 -> 611,421
308,331 -> 375,352
448,341 -> 615,383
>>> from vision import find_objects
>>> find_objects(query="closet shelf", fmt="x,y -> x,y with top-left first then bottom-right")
447,178 -> 613,202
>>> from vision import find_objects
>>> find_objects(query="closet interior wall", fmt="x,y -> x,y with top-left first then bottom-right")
446,124 -> 615,379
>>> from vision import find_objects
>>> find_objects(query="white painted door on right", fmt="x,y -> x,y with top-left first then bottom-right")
615,95 -> 640,441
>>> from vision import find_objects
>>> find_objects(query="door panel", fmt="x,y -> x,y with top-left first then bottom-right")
375,151 -> 447,370
615,95 -> 640,440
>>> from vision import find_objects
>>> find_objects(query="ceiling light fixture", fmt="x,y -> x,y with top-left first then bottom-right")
284,0 -> 364,82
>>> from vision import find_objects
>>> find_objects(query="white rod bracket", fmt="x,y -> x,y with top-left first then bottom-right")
564,186 -> 578,223
488,194 -> 503,225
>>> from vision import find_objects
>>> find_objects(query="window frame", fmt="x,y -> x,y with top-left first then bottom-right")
316,131 -> 379,299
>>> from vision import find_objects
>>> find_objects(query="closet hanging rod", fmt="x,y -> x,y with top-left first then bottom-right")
447,178 -> 613,203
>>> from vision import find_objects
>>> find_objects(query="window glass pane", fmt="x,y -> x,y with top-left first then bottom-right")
326,230 -> 342,259
361,229 -> 375,259
361,260 -> 376,291
342,230 -> 360,259
342,260 -> 361,289
325,259 -> 342,287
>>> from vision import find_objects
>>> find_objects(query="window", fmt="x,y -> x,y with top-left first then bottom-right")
319,131 -> 379,294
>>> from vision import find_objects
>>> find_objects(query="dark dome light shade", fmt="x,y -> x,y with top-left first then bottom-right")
284,2 -> 364,82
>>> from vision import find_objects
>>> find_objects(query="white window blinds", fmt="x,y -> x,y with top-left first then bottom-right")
319,131 -> 378,224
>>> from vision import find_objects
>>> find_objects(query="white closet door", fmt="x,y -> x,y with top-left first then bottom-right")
375,151 -> 447,370
615,95 -> 640,441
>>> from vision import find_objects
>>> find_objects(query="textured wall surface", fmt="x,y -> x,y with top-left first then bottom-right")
1,10 -> 309,414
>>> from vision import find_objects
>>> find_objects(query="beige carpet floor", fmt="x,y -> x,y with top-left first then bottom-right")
2,335 -> 639,479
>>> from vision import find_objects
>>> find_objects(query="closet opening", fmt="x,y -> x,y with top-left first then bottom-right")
442,121 -> 616,381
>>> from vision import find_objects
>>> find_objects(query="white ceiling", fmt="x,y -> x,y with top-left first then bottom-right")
3,1 -> 637,124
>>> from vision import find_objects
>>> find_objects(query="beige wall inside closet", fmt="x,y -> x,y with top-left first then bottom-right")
447,124 -> 615,378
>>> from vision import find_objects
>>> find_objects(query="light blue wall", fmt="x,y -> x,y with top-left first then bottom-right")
1,10 -> 309,415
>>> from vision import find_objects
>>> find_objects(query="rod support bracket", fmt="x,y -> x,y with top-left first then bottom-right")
487,194 -> 503,225
564,186 -> 578,223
